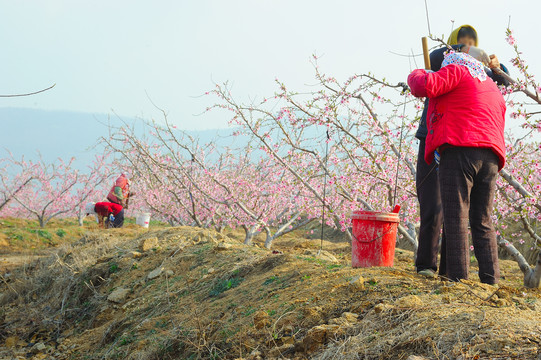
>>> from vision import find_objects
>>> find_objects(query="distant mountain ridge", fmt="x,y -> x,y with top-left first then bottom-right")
0,108 -> 120,164
0,108 -> 238,169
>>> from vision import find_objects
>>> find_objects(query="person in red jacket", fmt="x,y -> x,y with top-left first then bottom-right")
408,51 -> 506,284
414,25 -> 510,279
107,173 -> 135,208
85,202 -> 125,228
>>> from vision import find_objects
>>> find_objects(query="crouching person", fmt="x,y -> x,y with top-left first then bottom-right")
408,52 -> 506,284
85,202 -> 125,228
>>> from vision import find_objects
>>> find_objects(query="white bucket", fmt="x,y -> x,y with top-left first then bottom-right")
136,213 -> 151,228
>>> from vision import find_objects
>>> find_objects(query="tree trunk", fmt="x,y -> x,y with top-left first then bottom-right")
264,227 -> 273,249
77,210 -> 84,226
243,225 -> 259,245
498,235 -> 540,288
525,252 -> 541,289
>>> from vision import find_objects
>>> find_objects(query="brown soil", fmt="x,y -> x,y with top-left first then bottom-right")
0,226 -> 540,360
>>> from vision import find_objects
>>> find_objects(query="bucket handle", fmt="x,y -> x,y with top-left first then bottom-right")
351,227 -> 396,243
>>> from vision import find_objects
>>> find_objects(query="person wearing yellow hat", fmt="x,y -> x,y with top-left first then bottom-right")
446,25 -> 508,79
414,24 -> 510,278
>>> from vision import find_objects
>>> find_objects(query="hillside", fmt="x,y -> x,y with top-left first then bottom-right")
1,225 -> 541,360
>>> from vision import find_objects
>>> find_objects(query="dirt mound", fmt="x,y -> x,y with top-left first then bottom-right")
1,226 -> 540,359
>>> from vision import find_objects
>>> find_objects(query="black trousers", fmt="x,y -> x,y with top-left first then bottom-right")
439,147 -> 500,284
415,138 -> 446,275
106,209 -> 125,228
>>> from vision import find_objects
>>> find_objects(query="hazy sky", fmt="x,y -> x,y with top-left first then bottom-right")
1,0 -> 539,130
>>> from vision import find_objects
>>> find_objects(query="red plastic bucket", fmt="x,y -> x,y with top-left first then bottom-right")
351,210 -> 399,268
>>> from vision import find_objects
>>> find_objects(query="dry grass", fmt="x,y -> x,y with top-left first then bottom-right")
0,217 -> 164,253
0,224 -> 540,359
315,295 -> 541,359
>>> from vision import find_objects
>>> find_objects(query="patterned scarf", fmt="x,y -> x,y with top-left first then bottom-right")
441,51 -> 487,82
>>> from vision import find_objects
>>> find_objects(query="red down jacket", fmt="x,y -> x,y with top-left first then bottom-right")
107,174 -> 130,205
94,202 -> 123,218
408,64 -> 506,170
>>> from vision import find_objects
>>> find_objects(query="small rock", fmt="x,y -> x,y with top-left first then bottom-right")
302,306 -> 323,320
193,233 -> 205,243
302,325 -> 341,353
328,317 -> 350,326
165,270 -> 174,277
349,275 -> 366,291
33,342 -> 46,351
324,324 -> 344,335
253,310 -> 270,329
303,249 -> 338,263
216,242 -> 232,251
496,289 -> 510,300
131,251 -> 143,259
303,326 -> 327,353
283,324 -> 294,335
140,237 -> 158,252
147,266 -> 164,280
374,303 -> 394,313
208,268 -> 215,274
341,312 -> 359,323
4,336 -> 19,348
494,298 -> 510,307
395,295 -> 423,308
317,250 -> 338,262
107,288 -> 130,303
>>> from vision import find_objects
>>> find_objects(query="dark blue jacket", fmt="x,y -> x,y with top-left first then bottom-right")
415,45 -> 510,139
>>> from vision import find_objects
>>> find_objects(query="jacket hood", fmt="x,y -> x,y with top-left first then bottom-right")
448,25 -> 478,46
